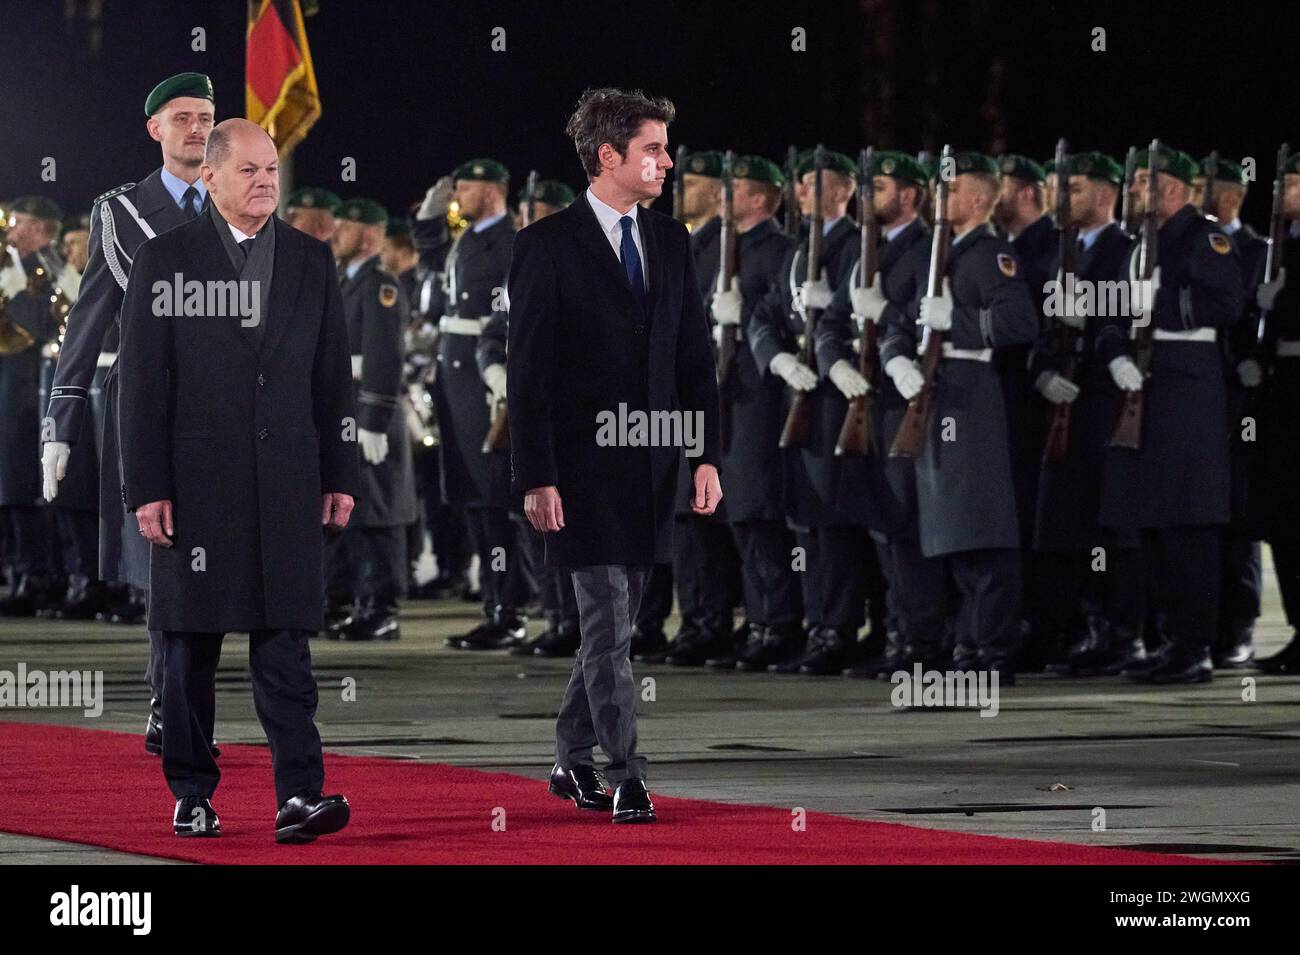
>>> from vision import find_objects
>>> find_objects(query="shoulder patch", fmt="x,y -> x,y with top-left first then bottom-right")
1208,233 -> 1232,255
94,182 -> 137,204
996,252 -> 1018,277
378,283 -> 399,308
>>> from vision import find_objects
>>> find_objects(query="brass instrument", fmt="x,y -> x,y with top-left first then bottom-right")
0,196 -> 37,352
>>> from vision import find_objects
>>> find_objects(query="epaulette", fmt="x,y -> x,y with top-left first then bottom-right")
93,182 -> 137,205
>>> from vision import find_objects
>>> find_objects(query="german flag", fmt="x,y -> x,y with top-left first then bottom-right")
245,0 -> 321,158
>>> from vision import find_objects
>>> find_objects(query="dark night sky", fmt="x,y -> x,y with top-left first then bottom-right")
2,0 -> 1296,226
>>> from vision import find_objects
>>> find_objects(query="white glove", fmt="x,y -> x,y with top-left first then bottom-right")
829,359 -> 870,398
358,427 -> 389,465
919,278 -> 953,332
417,176 -> 454,221
885,355 -> 924,400
42,441 -> 69,502
1055,273 -> 1087,330
482,362 -> 507,402
1128,264 -> 1160,324
55,263 -> 81,303
1035,371 -> 1080,404
0,247 -> 26,300
1108,356 -> 1144,392
769,352 -> 817,391
1256,267 -> 1286,312
800,277 -> 832,311
711,276 -> 742,326
850,275 -> 889,325
1237,358 -> 1263,388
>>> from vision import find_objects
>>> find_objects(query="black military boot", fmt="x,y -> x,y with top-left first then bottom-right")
664,618 -> 710,666
0,573 -> 54,617
1134,647 -> 1213,684
796,626 -> 851,675
343,599 -> 399,641
57,576 -> 110,620
631,624 -> 668,663
1256,631 -> 1300,674
1121,638 -> 1175,679
328,598 -> 371,640
734,621 -> 801,672
1212,623 -> 1255,669
35,576 -> 69,618
704,618 -> 751,668
1079,623 -> 1147,676
531,619 -> 581,657
844,625 -> 901,678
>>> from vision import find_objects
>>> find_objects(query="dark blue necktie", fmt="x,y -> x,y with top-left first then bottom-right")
619,215 -> 645,306
182,185 -> 200,219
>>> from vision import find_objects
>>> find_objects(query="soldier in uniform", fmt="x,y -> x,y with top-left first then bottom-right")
284,186 -> 340,243
1251,152 -> 1300,674
324,199 -> 417,640
39,72 -> 215,751
1201,155 -> 1267,668
818,150 -> 941,677
429,159 -> 530,650
511,179 -> 575,231
1027,152 -> 1140,675
900,152 -> 1041,679
1,197 -> 66,616
1097,146 -> 1245,684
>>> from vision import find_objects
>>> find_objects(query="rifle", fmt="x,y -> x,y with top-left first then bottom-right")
783,145 -> 801,236
779,143 -> 825,450
483,171 -> 537,454
835,146 -> 879,456
1120,146 -> 1137,235
1043,138 -> 1078,462
716,150 -> 738,449
1257,143 -> 1290,354
673,144 -> 689,223
1109,137 -> 1161,450
889,143 -> 953,458
1201,149 -> 1219,219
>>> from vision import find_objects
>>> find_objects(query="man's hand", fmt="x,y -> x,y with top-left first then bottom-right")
483,362 -> 507,402
322,492 -> 354,530
358,427 -> 389,465
41,441 -> 69,502
1035,370 -> 1080,404
1108,355 -> 1144,392
800,277 -> 832,311
1256,266 -> 1286,312
769,352 -> 817,391
850,275 -> 888,325
885,355 -> 924,400
524,485 -> 565,532
692,463 -> 722,516
1238,358 -> 1263,388
0,260 -> 26,299
829,358 -> 870,398
136,500 -> 174,547
417,176 -> 453,221
711,276 -> 743,326
919,278 -> 953,332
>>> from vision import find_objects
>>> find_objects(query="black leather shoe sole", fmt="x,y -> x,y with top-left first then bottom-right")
548,781 -> 613,812
174,825 -> 220,837
276,800 -> 351,844
612,808 -> 656,824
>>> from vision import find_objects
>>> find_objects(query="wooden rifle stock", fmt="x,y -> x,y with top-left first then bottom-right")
780,145 -> 825,450
1120,146 -> 1137,236
1043,138 -> 1077,462
890,144 -> 953,458
1257,143 -> 1290,355
1109,138 -> 1162,450
836,146 -> 878,456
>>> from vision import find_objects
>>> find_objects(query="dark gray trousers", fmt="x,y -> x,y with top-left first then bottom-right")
555,565 -> 651,784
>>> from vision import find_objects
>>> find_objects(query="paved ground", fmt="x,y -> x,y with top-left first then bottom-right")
2,554 -> 1297,864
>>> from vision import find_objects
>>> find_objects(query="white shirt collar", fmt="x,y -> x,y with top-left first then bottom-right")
345,253 -> 377,280
472,210 -> 507,233
227,222 -> 255,244
160,166 -> 207,209
1221,217 -> 1242,235
1079,223 -> 1107,250
822,215 -> 842,236
884,217 -> 916,242
586,187 -> 638,236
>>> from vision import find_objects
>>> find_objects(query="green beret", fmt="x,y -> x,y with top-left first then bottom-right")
871,150 -> 927,187
335,198 -> 388,226
286,187 -> 341,213
452,158 -> 509,184
1067,151 -> 1124,186
1284,152 -> 1300,176
144,72 -> 214,117
953,151 -> 1000,177
1134,146 -> 1198,185
682,150 -> 723,178
731,155 -> 783,186
385,217 -> 411,238
9,195 -> 63,222
1043,158 -> 1057,175
998,154 -> 1046,183
795,149 -> 859,180
1201,155 -> 1246,186
520,179 -> 576,208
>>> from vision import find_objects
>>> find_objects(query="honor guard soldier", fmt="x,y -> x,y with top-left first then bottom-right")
38,71 -> 215,755
1201,155 -> 1267,668
818,150 -> 942,676
899,151 -> 1041,679
285,186 -> 340,243
1096,146 -> 1245,684
511,179 -> 575,231
434,158 -> 532,649
324,199 -> 418,640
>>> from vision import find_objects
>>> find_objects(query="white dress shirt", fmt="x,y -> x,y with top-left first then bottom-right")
586,187 -> 647,288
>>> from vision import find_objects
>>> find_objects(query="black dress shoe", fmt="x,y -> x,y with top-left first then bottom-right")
1120,640 -> 1172,678
275,791 -> 351,844
174,796 -> 220,837
1130,648 -> 1213,684
737,622 -> 804,672
532,622 -> 581,657
548,763 -> 613,811
1256,633 -> 1300,674
0,573 -> 54,617
664,622 -> 711,666
1212,632 -> 1254,669
612,778 -> 656,824
631,625 -> 668,663
340,609 -> 400,641
145,699 -> 163,755
510,630 -> 547,656
798,627 -> 851,675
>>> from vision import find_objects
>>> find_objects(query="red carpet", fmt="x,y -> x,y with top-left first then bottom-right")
0,722 -> 1215,864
